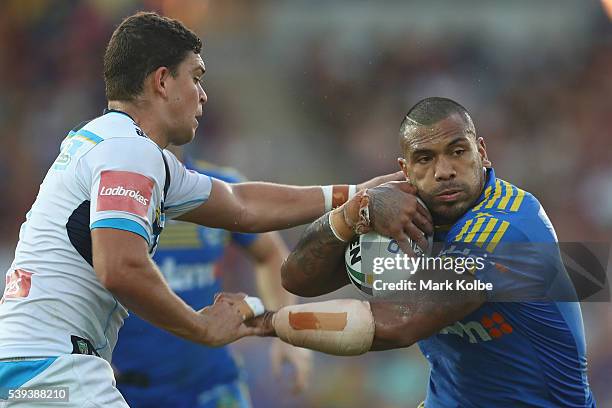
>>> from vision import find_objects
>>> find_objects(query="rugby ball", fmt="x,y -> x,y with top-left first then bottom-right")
344,231 -> 431,298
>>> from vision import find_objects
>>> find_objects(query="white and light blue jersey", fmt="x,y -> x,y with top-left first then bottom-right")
0,110 -> 212,363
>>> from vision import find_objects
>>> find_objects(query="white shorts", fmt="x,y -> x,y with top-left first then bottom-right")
0,354 -> 128,408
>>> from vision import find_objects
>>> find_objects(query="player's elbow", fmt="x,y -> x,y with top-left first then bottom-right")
281,256 -> 316,297
280,256 -> 302,295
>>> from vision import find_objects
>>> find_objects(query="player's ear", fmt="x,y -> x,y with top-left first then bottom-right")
477,137 -> 492,168
397,157 -> 410,180
151,66 -> 171,99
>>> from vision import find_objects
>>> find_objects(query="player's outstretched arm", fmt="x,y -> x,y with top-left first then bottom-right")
249,268 -> 485,355
176,172 -> 407,234
92,229 -> 265,346
281,181 -> 433,297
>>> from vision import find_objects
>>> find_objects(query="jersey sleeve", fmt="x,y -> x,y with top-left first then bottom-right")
162,151 -> 213,220
83,138 -> 166,244
442,214 -> 550,301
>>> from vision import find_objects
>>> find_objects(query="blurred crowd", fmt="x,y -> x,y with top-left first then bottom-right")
0,1 -> 610,407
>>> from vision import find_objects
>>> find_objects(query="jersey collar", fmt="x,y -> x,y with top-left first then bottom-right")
102,108 -> 136,123
472,167 -> 497,208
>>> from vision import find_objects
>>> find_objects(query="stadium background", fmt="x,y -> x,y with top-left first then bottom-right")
0,1 -> 610,406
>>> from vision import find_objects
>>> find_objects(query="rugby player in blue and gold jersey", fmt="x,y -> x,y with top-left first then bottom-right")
266,97 -> 595,407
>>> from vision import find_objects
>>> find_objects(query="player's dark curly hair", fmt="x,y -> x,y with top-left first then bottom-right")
104,12 -> 202,101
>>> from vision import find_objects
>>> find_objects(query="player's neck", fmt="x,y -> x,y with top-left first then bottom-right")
107,101 -> 169,148
166,145 -> 184,160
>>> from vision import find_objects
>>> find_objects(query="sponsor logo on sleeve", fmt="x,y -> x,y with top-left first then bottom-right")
97,170 -> 154,218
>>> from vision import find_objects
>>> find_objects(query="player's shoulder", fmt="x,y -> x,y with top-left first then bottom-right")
73,112 -> 165,182
447,170 -> 553,250
80,112 -> 161,156
82,110 -> 158,147
189,159 -> 247,183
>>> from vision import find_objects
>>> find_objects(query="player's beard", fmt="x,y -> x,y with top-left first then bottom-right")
420,165 -> 486,226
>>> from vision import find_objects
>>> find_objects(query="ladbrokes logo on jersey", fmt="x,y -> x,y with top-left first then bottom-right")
100,186 -> 149,206
97,170 -> 154,218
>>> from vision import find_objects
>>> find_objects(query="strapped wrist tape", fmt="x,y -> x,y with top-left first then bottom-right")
272,299 -> 375,356
322,185 -> 357,212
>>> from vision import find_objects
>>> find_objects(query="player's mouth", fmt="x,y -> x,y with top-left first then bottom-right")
435,189 -> 463,202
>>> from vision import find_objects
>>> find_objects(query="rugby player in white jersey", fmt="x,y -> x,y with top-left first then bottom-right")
0,12 -> 427,408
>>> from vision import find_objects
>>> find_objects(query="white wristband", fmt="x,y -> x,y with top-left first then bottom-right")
243,296 -> 265,317
328,212 -> 348,243
322,185 -> 334,213
322,184 -> 357,212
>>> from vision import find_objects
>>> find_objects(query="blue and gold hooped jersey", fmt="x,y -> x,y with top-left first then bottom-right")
419,168 -> 595,408
113,159 -> 257,407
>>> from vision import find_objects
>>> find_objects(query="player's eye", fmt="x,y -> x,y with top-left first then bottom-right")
453,149 -> 465,156
417,156 -> 432,164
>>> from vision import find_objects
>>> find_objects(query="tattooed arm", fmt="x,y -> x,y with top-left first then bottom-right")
281,212 -> 349,297
282,181 -> 433,297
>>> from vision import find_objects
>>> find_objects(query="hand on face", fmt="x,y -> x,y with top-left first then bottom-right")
366,181 -> 434,254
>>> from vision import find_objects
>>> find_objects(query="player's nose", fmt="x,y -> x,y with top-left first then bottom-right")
200,86 -> 208,106
434,157 -> 456,181
198,83 -> 208,106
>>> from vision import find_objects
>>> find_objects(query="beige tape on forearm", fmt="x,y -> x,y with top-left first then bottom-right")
272,299 -> 375,356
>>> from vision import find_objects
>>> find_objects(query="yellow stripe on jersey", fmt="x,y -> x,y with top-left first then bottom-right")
472,186 -> 493,211
486,220 -> 510,252
454,219 -> 473,241
496,181 -> 512,210
484,180 -> 503,209
463,217 -> 486,243
159,223 -> 202,249
509,188 -> 525,212
476,218 -> 498,247
73,134 -> 99,145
